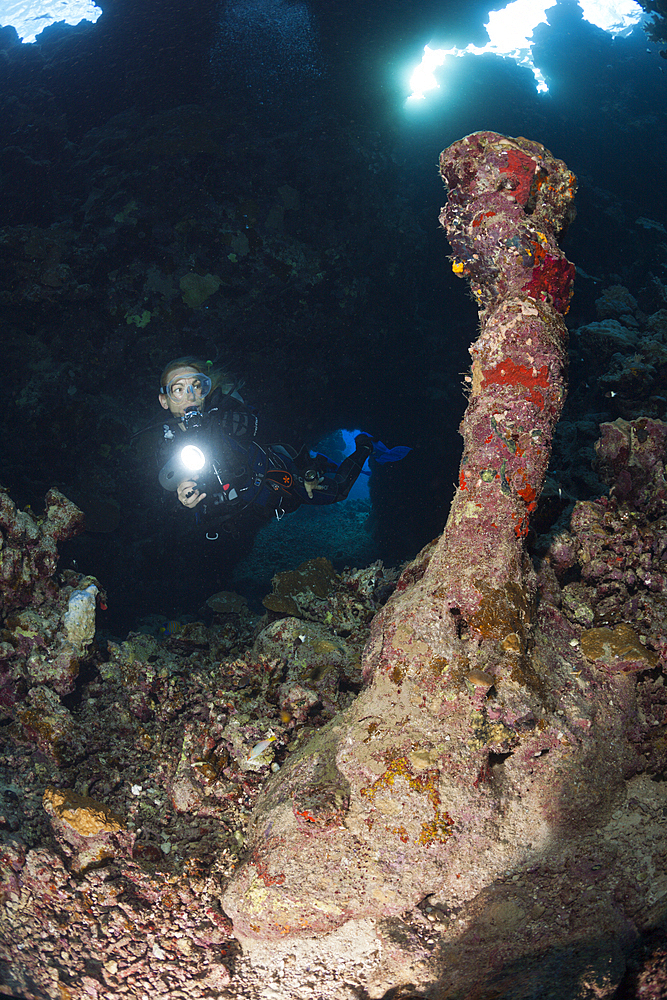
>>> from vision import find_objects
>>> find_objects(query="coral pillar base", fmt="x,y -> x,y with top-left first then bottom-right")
223,132 -> 582,946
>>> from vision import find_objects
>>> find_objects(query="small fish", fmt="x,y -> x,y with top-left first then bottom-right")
247,736 -> 277,762
159,620 -> 184,638
467,669 -> 495,688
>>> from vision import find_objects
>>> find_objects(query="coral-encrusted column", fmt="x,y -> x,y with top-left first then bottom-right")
223,134 -> 579,950
422,131 -> 576,641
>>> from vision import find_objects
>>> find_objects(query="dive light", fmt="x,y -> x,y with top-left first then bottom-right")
180,444 -> 206,473
158,408 -> 225,493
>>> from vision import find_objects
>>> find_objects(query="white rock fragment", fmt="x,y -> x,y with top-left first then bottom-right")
63,583 -> 98,648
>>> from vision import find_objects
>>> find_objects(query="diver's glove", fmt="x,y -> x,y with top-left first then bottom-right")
351,434 -> 375,463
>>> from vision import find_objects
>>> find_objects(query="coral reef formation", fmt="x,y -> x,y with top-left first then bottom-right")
541,416 -> 667,646
223,130 -> 577,925
0,488 -> 84,612
0,489 -> 100,707
539,296 -> 667,516
0,524 -> 397,997
218,134 -> 667,994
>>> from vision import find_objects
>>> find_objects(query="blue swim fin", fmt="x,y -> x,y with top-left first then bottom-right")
365,438 -> 412,464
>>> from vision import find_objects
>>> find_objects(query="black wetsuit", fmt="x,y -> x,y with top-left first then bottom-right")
156,390 -> 372,534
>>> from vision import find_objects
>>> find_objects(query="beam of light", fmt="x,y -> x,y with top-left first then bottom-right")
407,0 -> 556,101
407,0 -> 646,102
0,0 -> 102,43
578,0 -> 645,34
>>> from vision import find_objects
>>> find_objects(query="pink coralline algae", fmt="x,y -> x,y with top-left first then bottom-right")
441,132 -> 576,321
522,250 -> 576,314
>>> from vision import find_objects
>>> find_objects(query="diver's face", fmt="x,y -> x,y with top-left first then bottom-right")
158,367 -> 206,420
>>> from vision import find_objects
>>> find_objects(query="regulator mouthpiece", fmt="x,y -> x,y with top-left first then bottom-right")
182,407 -> 204,430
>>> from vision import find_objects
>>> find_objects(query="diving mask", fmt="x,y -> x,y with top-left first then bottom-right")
161,372 -> 212,402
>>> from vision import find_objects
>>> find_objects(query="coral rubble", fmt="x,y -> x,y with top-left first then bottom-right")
0,510 -> 396,997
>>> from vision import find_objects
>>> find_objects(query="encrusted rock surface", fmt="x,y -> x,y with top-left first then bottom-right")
0,491 -> 103,708
218,134 -> 667,997
0,520 -> 397,998
0,488 -> 84,612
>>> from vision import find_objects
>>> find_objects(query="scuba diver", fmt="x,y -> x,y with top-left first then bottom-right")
155,357 -> 384,536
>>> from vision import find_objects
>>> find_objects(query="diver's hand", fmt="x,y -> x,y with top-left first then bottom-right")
304,479 -> 327,499
303,470 -> 327,499
177,480 -> 207,508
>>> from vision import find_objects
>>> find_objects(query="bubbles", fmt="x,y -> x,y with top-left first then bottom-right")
211,0 -> 323,113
